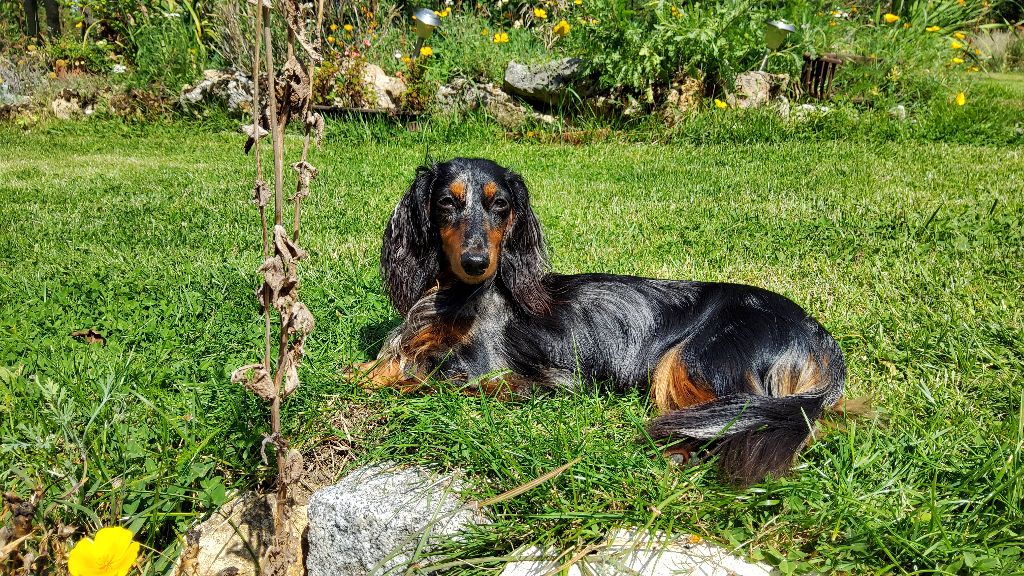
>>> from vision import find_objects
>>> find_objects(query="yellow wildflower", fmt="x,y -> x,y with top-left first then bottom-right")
688,535 -> 703,544
671,6 -> 681,17
493,31 -> 509,43
967,66 -> 979,73
903,22 -> 911,28
434,7 -> 450,17
420,46 -> 433,57
75,21 -> 83,28
883,13 -> 900,23
958,0 -> 965,5
344,24 -> 353,32
330,23 -> 337,31
953,31 -> 966,40
714,99 -> 728,109
955,91 -> 966,106
68,527 -> 139,576
950,40 -> 963,49
553,19 -> 570,36
829,20 -> 836,26
482,28 -> 489,36
950,57 -> 964,64
402,55 -> 411,64
575,0 -> 582,4
48,71 -> 57,79
327,35 -> 335,44
974,48 -> 982,55
534,7 -> 547,19
926,25 -> 941,32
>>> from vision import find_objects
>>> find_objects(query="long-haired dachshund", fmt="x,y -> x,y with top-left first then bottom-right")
356,157 -> 846,486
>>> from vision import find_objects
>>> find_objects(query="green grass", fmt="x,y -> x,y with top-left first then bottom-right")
1,79 -> 1023,574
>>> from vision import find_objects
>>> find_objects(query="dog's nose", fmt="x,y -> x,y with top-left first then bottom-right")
461,252 -> 490,276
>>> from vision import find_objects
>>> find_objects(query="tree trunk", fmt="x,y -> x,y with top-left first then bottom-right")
43,0 -> 60,36
23,0 -> 39,37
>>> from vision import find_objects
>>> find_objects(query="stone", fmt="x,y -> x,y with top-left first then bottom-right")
586,529 -> 772,576
500,529 -> 771,576
500,546 -> 583,576
725,71 -> 789,110
306,462 -> 487,576
173,491 -> 306,576
794,103 -> 831,120
435,77 -> 554,128
659,76 -> 704,125
360,63 -> 406,110
179,69 -> 254,113
503,58 -> 591,106
50,89 -> 94,119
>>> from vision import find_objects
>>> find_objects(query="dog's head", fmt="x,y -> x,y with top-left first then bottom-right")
381,158 -> 549,316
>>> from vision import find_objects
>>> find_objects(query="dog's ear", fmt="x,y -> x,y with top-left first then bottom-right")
381,165 -> 439,316
501,169 -> 551,315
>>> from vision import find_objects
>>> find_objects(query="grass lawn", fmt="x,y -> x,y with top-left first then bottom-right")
2,91 -> 1023,574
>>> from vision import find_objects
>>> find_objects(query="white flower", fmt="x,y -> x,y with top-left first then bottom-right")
111,64 -> 126,74
393,50 -> 402,60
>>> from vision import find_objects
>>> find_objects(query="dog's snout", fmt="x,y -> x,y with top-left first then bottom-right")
460,252 -> 490,276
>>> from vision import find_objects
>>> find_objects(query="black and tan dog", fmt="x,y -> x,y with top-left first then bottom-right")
355,157 -> 846,486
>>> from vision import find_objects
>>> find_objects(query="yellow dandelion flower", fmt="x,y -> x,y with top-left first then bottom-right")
420,45 -> 433,57
534,7 -> 547,19
493,31 -> 509,43
575,0 -> 582,4
926,25 -> 940,32
714,99 -> 728,109
68,527 -> 140,576
402,56 -> 411,64
343,24 -> 353,32
950,40 -> 963,49
950,57 -> 964,64
482,28 -> 489,36
48,71 -> 57,79
974,48 -> 982,55
330,23 -> 337,31
688,535 -> 703,544
903,22 -> 911,28
955,91 -> 965,106
434,7 -> 450,17
953,31 -> 966,40
75,21 -> 83,28
829,20 -> 836,26
967,66 -> 979,73
883,13 -> 900,23
958,0 -> 965,5
327,35 -> 335,44
553,19 -> 570,36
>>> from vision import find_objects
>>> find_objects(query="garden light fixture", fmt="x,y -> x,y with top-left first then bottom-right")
412,7 -> 441,60
759,19 -> 796,71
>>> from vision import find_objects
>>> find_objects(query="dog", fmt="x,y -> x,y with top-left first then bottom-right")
355,157 -> 846,486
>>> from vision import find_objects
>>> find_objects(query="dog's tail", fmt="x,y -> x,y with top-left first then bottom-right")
646,389 -> 833,485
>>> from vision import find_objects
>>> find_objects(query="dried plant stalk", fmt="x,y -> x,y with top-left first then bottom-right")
235,1 -> 321,574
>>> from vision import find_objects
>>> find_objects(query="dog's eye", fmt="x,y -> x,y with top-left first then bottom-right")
492,198 -> 509,211
437,196 -> 456,209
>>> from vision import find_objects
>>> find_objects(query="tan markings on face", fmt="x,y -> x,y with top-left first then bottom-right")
651,344 -> 716,415
449,180 -> 466,201
483,181 -> 498,201
441,222 -> 468,279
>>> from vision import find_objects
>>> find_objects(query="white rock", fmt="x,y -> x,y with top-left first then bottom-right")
585,528 -> 772,576
499,529 -> 771,576
306,462 -> 487,576
500,546 -> 583,576
179,69 -> 254,113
